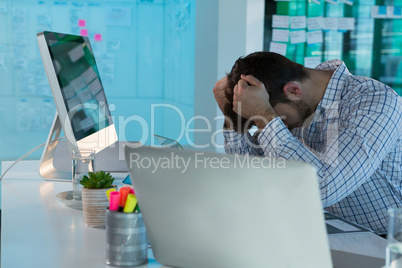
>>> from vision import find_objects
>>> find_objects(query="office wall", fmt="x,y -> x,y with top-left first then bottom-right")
0,0 -> 196,165
0,0 -> 266,209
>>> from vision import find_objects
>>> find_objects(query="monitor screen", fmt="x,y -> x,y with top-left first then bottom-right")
43,31 -> 112,141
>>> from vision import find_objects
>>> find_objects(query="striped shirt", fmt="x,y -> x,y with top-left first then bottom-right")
223,59 -> 402,234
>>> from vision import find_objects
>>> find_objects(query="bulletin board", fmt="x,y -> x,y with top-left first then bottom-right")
263,0 -> 402,96
0,0 -> 196,161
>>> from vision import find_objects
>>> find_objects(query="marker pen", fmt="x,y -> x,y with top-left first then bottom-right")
109,191 -> 120,211
123,194 -> 138,213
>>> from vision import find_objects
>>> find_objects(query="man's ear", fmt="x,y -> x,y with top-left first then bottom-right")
283,82 -> 302,101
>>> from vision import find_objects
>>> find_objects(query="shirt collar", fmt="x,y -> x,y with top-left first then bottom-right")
315,59 -> 351,110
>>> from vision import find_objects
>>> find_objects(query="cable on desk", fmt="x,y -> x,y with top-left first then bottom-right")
0,137 -> 65,181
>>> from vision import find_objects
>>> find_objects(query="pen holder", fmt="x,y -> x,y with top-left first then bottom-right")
106,209 -> 148,267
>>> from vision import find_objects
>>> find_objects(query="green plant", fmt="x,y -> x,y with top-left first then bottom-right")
80,171 -> 115,189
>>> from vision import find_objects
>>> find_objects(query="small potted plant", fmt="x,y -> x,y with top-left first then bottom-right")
80,171 -> 116,228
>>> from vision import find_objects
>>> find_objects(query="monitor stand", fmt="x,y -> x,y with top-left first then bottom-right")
39,113 -> 138,181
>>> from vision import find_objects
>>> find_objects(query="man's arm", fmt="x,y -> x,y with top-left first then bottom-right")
223,129 -> 264,155
257,91 -> 402,207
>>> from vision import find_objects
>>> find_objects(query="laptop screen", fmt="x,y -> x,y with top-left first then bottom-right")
43,31 -> 112,141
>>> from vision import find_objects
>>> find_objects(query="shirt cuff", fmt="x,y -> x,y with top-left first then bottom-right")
257,117 -> 296,152
223,129 -> 239,140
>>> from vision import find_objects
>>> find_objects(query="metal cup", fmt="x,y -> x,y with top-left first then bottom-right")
106,210 -> 148,267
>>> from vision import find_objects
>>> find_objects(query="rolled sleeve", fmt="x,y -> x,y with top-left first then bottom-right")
223,129 -> 263,156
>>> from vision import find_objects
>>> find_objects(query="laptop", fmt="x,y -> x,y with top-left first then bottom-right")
124,145 -> 332,268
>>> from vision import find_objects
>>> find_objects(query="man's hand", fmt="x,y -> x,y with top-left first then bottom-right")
213,76 -> 234,129
233,74 -> 278,130
213,76 -> 230,114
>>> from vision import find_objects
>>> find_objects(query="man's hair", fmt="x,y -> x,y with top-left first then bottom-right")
224,52 -> 309,133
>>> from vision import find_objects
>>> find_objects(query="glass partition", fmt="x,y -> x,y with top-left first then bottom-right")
0,0 -> 196,164
264,0 -> 402,96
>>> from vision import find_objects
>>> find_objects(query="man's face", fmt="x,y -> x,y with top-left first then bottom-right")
273,100 -> 313,130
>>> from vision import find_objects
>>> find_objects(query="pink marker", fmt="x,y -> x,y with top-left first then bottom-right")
129,188 -> 135,195
109,191 -> 120,211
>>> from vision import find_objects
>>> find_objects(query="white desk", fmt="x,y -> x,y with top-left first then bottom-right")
1,160 -> 387,268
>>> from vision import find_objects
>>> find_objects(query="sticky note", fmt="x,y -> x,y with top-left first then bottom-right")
304,57 -> 322,68
272,15 -> 289,28
322,18 -> 338,31
338,18 -> 355,31
272,29 -> 289,43
306,30 -> 323,44
290,30 -> 306,44
94,33 -> 102,41
80,29 -> 88,36
269,42 -> 287,56
386,6 -> 401,18
290,16 -> 306,29
78,19 -> 86,27
307,17 -> 323,31
371,6 -> 387,18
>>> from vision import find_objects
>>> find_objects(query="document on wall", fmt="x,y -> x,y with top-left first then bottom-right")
306,30 -> 323,44
338,18 -> 355,31
324,212 -> 372,235
387,6 -> 396,18
106,7 -> 132,26
304,56 -> 321,68
386,6 -> 402,18
371,6 -> 388,18
290,16 -> 306,29
272,29 -> 289,42
307,17 -> 323,30
269,42 -> 287,56
290,30 -> 306,44
272,15 -> 289,28
322,17 -> 338,31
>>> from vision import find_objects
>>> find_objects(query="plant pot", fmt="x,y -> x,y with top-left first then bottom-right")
82,186 -> 116,228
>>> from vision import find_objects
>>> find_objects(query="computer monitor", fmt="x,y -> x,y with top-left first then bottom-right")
37,31 -> 117,152
37,31 -> 129,180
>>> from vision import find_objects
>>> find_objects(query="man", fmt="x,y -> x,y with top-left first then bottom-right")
213,51 -> 402,235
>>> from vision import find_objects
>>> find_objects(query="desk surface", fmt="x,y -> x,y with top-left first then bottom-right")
1,160 -> 387,268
